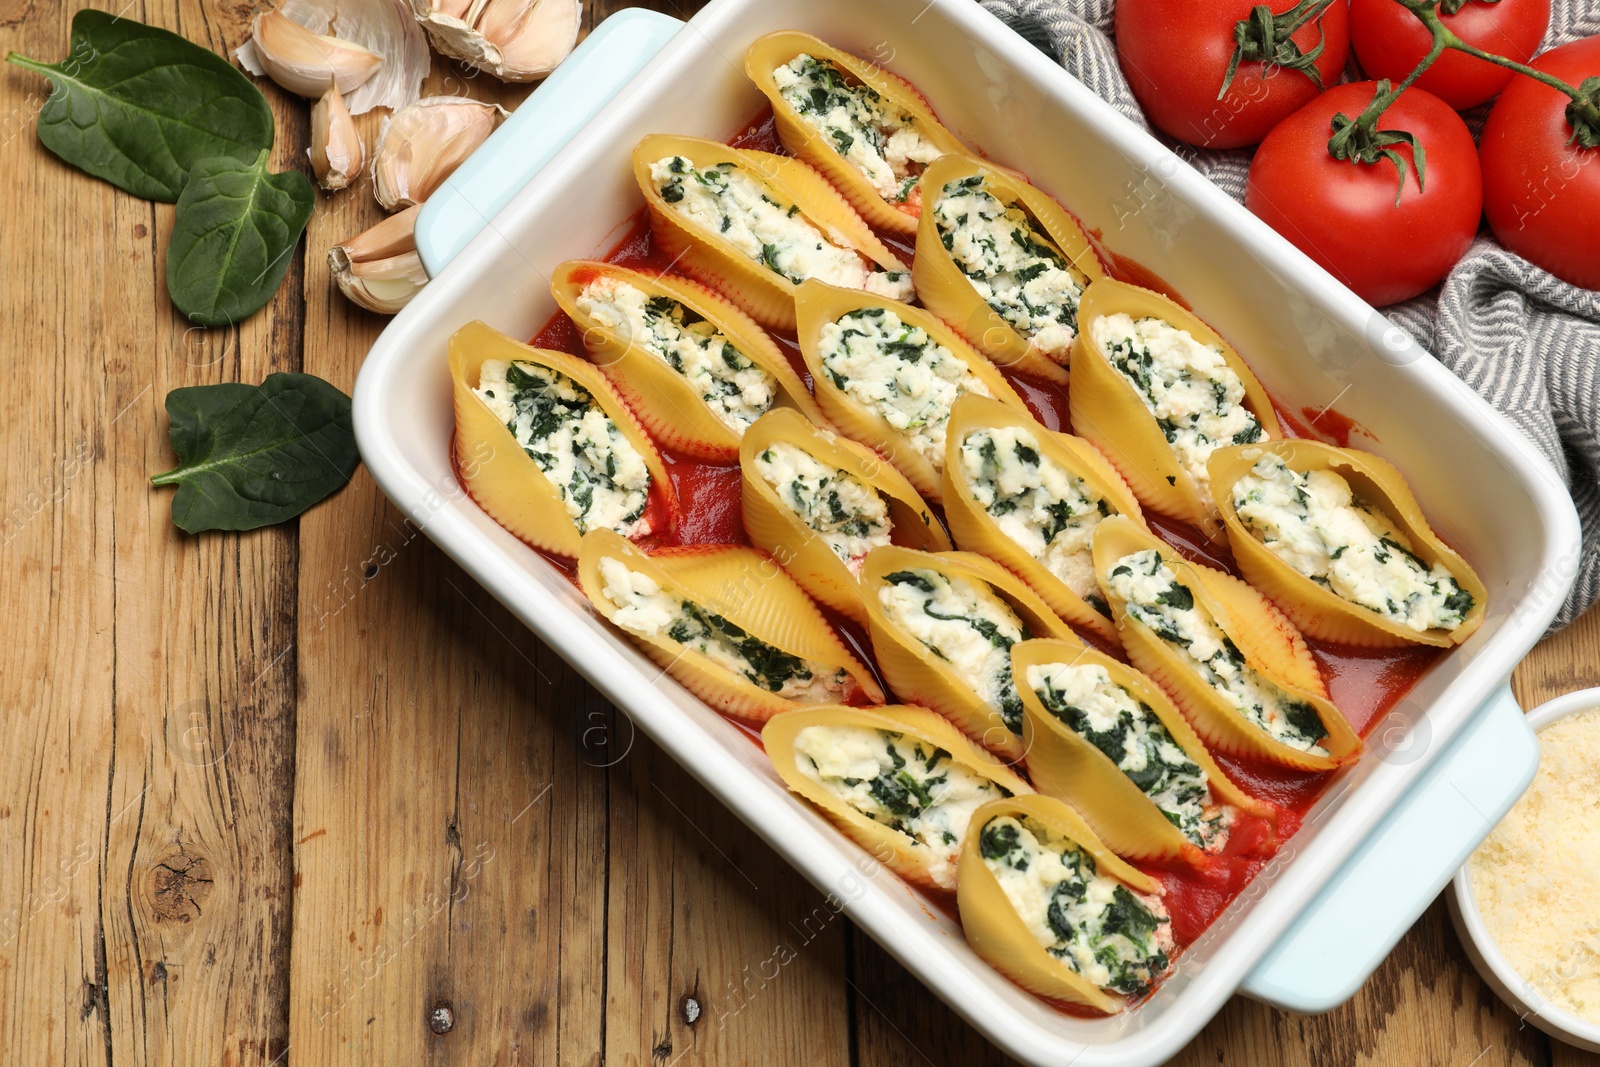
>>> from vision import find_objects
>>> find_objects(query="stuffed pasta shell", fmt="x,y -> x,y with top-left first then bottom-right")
958,795 -> 1173,1013
1211,440 -> 1486,647
633,134 -> 911,331
914,155 -> 1105,384
1091,517 -> 1359,772
450,320 -> 675,557
744,31 -> 973,236
1070,280 -> 1281,543
860,546 -> 1080,760
796,279 -> 1031,504
764,704 -> 1031,891
551,261 -> 825,461
741,408 -> 950,626
941,393 -> 1147,647
578,530 -> 883,722
1012,637 -> 1273,868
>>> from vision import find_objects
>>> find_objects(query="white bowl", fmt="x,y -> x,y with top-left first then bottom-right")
1449,687 -> 1600,1053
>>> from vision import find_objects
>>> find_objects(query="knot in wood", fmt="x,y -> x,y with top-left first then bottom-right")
147,845 -> 214,924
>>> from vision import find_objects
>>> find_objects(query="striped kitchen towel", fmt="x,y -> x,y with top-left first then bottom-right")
980,0 -> 1600,629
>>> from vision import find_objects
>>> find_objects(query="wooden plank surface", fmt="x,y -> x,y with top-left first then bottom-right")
1,1 -> 1597,1065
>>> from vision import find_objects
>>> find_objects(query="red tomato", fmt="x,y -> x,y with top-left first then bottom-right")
1480,37 -> 1600,289
1245,82 -> 1483,306
1350,0 -> 1551,110
1116,0 -> 1350,149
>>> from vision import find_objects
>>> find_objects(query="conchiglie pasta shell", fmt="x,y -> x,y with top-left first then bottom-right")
1090,517 -> 1359,772
957,794 -> 1158,1014
550,260 -> 825,461
1210,441 -> 1487,648
450,320 -> 674,559
942,392 -> 1147,648
632,134 -> 906,332
1012,638 -> 1273,868
741,408 -> 950,627
762,704 -> 1032,892
860,546 -> 1081,761
795,279 -> 1032,504
1069,279 -> 1281,544
743,31 -> 974,236
913,154 -> 1106,385
577,530 -> 884,723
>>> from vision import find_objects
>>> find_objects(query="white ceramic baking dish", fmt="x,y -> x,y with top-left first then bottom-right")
353,2 -> 1583,1062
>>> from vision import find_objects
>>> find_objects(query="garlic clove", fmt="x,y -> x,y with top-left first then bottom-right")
330,204 -> 428,313
407,0 -> 489,64
370,97 -> 506,211
411,0 -> 482,22
309,84 -> 365,191
480,0 -> 580,80
343,203 -> 423,259
470,0 -> 528,54
413,0 -> 578,82
249,10 -> 384,98
237,0 -> 429,115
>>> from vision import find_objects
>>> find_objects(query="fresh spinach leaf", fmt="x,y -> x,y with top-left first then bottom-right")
150,373 -> 359,534
7,10 -> 275,202
167,151 -> 314,327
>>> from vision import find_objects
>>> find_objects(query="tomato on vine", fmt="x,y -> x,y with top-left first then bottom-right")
1350,0 -> 1551,110
1246,82 -> 1483,305
1115,0 -> 1350,149
1480,36 -> 1600,289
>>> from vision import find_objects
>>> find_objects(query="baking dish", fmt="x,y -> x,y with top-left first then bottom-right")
353,3 -> 1582,1062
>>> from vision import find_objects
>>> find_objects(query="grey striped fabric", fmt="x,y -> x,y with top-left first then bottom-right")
980,0 -> 1600,630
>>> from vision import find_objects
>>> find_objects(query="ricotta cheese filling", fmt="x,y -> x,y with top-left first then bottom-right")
876,568 -> 1032,734
575,277 -> 776,432
818,306 -> 992,472
475,359 -> 653,537
978,814 -> 1174,995
792,724 -> 1012,887
597,556 -> 851,702
772,54 -> 943,206
754,441 -> 892,572
649,155 -> 914,301
932,174 -> 1085,362
1231,453 -> 1473,633
1104,549 -> 1331,756
958,425 -> 1114,614
1026,662 -> 1231,851
1092,312 -> 1265,509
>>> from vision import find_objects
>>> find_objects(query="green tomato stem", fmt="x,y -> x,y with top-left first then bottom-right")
1218,0 -> 1341,100
1325,0 -> 1600,191
1397,0 -> 1600,144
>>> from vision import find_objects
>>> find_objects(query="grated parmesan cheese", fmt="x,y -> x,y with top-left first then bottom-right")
1468,708 -> 1600,1023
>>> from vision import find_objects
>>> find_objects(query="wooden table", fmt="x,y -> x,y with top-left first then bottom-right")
4,1 -> 1598,1063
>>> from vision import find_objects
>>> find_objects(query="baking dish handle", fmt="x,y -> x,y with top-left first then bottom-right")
1240,681 -> 1537,1012
413,8 -> 685,276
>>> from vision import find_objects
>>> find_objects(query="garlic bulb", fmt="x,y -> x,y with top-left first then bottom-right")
371,97 -> 506,211
309,85 -> 364,191
409,0 -> 580,82
330,205 -> 428,313
246,11 -> 383,98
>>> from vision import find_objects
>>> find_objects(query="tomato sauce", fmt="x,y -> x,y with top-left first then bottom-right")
481,104 -> 1450,1008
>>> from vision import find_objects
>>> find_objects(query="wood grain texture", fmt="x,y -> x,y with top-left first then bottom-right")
2,2 -> 299,1065
2,1 -> 1599,1066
